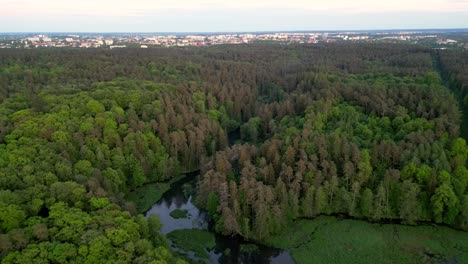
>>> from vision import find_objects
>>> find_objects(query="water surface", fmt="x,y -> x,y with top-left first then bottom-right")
145,175 -> 295,264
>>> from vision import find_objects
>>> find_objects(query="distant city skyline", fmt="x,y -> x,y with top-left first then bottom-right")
1,0 -> 468,32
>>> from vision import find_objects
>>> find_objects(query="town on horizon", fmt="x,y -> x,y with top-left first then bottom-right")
1,29 -> 468,50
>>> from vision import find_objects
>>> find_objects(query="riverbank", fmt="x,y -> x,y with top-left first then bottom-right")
127,171 -> 198,213
265,216 -> 468,264
128,128 -> 242,214
144,174 -> 294,263
141,170 -> 468,264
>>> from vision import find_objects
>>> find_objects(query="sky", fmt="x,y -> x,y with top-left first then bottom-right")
1,0 -> 468,32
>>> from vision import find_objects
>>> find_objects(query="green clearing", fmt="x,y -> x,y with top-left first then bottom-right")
240,244 -> 259,254
127,174 -> 186,213
127,182 -> 170,213
265,216 -> 468,264
167,229 -> 216,259
170,209 -> 189,219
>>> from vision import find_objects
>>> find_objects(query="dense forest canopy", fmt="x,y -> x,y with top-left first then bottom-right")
0,43 -> 467,263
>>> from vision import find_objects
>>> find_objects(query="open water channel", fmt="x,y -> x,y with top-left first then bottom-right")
145,172 -> 294,264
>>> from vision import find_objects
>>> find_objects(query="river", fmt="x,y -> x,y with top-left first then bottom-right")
145,173 -> 295,264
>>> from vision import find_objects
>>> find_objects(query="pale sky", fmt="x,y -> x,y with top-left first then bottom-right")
1,0 -> 468,32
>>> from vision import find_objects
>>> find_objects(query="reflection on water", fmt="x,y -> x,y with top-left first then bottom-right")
145,175 -> 295,264
146,194 -> 209,234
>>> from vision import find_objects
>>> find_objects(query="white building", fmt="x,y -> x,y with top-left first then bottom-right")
110,45 -> 126,49
27,37 -> 40,42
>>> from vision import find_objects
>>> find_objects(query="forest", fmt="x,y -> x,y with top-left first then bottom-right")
0,43 -> 467,263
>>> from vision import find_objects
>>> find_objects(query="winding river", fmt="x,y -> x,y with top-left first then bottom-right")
145,173 -> 295,264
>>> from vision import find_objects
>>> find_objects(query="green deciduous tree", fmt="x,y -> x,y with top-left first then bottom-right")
431,180 -> 459,224
360,188 -> 373,218
0,203 -> 26,232
399,180 -> 420,225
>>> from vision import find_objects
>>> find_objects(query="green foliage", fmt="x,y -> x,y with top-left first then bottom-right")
431,181 -> 459,224
360,188 -> 373,218
1,42 -> 468,263
357,150 -> 372,184
0,203 -> 26,232
74,160 -> 94,178
192,92 -> 206,113
258,82 -> 285,103
131,162 -> 146,189
167,229 -> 215,259
239,244 -> 259,254
105,228 -> 131,246
90,197 -> 111,210
451,138 -> 468,167
206,192 -> 219,218
399,180 -> 421,225
126,174 -> 186,213
240,117 -> 262,144
170,209 -> 189,219
266,216 -> 468,264
86,99 -> 105,116
199,97 -> 468,239
127,183 -> 171,213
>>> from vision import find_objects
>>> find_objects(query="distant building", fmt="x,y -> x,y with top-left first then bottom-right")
27,37 -> 40,42
110,45 -> 126,49
80,42 -> 92,48
141,45 -> 148,48
437,38 -> 458,45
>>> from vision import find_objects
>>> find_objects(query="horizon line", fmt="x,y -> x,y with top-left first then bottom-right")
1,27 -> 468,35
